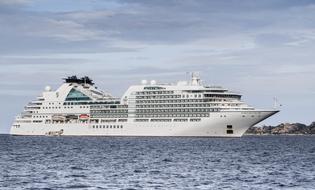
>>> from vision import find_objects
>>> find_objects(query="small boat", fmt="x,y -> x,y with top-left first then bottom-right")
45,129 -> 64,136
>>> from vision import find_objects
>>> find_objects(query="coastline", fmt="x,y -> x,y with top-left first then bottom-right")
244,133 -> 315,136
246,122 -> 315,135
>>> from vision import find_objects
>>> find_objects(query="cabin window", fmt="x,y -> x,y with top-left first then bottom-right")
227,130 -> 233,134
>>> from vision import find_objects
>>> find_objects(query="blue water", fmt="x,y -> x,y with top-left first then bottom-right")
1,135 -> 315,190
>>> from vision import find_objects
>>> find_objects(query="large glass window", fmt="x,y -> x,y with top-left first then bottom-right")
65,88 -> 91,101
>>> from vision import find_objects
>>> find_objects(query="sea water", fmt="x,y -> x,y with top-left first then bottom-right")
1,135 -> 315,189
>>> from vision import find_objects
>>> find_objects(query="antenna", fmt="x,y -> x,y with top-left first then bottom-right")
273,97 -> 282,109
185,71 -> 190,83
273,97 -> 277,109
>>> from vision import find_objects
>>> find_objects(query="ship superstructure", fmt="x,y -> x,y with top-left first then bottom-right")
11,73 -> 279,137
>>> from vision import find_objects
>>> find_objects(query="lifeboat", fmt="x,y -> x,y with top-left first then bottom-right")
52,114 -> 66,121
66,114 -> 78,120
79,114 -> 89,120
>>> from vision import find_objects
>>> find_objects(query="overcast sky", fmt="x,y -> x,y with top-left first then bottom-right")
1,0 -> 315,133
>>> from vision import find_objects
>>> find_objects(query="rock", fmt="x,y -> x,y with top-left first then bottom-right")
309,122 -> 315,134
245,121 -> 315,135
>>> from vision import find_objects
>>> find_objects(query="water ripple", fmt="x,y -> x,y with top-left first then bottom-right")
1,135 -> 315,189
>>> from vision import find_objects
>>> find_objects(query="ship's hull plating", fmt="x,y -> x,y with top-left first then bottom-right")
10,111 -> 278,137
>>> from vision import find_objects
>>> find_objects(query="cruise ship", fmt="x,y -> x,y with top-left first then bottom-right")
10,73 -> 279,137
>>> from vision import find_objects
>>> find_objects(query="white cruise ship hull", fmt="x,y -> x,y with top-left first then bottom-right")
11,110 -> 278,137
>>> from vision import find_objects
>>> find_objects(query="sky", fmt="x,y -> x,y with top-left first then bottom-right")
0,0 -> 315,134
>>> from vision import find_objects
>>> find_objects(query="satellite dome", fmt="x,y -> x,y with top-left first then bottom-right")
150,80 -> 156,85
141,80 -> 148,85
45,86 -> 52,92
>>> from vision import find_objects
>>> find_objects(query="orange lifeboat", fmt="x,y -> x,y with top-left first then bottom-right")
79,114 -> 89,120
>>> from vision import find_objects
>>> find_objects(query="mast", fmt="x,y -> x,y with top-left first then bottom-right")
191,72 -> 201,85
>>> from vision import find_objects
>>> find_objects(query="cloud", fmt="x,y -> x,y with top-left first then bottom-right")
64,10 -> 116,21
26,19 -> 105,41
0,0 -> 31,5
0,56 -> 88,65
1,0 -> 315,132
1,0 -> 315,55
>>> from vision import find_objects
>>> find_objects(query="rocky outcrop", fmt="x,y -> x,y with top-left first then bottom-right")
309,122 -> 315,134
245,122 -> 315,135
